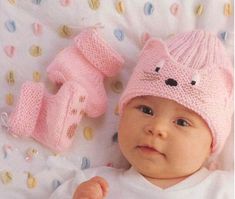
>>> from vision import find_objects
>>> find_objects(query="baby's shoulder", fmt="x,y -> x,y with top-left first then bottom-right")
208,169 -> 233,182
201,169 -> 233,197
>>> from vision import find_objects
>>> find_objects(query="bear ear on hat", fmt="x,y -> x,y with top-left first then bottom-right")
138,37 -> 168,60
219,66 -> 234,102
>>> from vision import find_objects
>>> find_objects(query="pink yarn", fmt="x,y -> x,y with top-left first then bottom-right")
9,81 -> 88,152
9,82 -> 44,137
47,28 -> 124,117
8,28 -> 124,152
119,30 -> 233,156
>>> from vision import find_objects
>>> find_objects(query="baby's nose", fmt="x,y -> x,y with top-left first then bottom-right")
144,120 -> 168,139
165,78 -> 178,86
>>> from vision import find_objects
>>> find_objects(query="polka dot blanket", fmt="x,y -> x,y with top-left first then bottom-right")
0,0 -> 233,198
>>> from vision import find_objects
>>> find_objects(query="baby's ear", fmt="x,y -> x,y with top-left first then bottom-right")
139,38 -> 168,60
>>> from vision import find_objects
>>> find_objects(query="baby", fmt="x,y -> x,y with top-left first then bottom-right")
50,30 -> 234,199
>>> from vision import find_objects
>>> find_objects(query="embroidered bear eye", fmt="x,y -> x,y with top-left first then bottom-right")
155,67 -> 160,72
191,73 -> 200,86
154,60 -> 165,73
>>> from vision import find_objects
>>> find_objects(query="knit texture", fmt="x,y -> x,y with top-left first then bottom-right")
9,82 -> 44,137
47,28 -> 124,117
119,30 -> 233,156
8,29 -> 124,152
74,28 -> 124,77
9,81 -> 88,152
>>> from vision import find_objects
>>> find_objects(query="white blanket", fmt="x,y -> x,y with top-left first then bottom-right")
0,0 -> 233,198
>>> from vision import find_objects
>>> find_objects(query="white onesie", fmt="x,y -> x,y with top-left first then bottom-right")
49,166 -> 233,199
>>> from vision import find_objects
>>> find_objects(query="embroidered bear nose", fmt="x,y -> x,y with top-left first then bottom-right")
165,78 -> 178,86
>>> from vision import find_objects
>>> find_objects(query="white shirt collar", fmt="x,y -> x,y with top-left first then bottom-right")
121,166 -> 211,192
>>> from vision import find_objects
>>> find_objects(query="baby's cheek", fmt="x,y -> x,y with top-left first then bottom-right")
117,130 -> 129,154
173,145 -> 207,173
118,126 -> 133,146
167,143 -> 197,169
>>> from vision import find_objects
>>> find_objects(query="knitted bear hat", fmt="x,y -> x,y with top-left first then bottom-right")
119,30 -> 233,156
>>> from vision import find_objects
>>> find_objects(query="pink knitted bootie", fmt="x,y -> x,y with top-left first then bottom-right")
8,80 -> 88,152
47,28 -> 124,117
8,82 -> 44,137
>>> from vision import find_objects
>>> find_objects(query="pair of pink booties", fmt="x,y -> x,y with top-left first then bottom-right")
8,29 -> 124,152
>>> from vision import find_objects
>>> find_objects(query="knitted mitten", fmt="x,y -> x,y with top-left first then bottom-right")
8,80 -> 88,152
47,28 -> 124,117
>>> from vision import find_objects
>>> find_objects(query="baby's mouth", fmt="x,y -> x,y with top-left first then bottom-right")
137,145 -> 165,156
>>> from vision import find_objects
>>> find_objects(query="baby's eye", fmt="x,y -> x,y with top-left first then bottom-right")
174,119 -> 190,127
137,105 -> 154,116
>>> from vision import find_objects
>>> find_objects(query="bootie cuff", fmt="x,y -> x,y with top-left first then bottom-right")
74,28 -> 124,77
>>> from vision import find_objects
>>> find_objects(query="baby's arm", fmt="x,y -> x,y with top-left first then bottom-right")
73,176 -> 109,199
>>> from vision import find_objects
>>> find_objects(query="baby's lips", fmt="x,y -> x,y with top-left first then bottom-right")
137,144 -> 165,156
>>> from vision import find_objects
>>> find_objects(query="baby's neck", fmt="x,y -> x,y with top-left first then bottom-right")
143,174 -> 190,189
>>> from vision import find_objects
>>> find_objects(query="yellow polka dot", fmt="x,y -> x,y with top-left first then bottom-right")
167,33 -> 175,39
0,171 -> 13,184
58,25 -> 73,38
195,4 -> 204,16
53,153 -> 60,156
116,0 -> 125,14
88,0 -> 100,10
224,3 -> 232,16
29,45 -> 42,57
83,127 -> 93,140
6,93 -> 14,106
8,0 -> 16,5
27,173 -> 37,189
26,148 -> 38,157
6,70 -> 15,85
114,105 -> 119,115
111,80 -> 123,93
33,71 -> 41,82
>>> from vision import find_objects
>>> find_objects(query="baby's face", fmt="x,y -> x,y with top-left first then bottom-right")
118,96 -> 212,179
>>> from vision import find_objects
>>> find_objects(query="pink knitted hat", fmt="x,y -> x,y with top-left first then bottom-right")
119,30 -> 233,156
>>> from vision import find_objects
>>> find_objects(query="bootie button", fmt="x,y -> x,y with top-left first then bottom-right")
67,123 -> 78,139
79,96 -> 86,103
71,109 -> 78,115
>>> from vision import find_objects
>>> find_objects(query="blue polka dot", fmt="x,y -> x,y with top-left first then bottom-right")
114,29 -> 124,41
220,31 -> 228,41
32,0 -> 42,5
5,20 -> 16,32
52,179 -> 61,190
144,2 -> 154,16
81,157 -> 91,170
